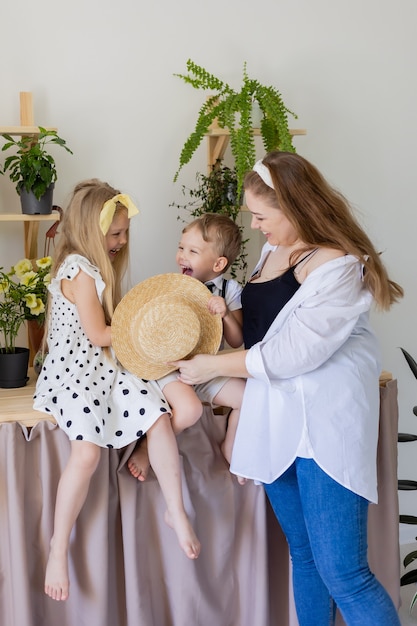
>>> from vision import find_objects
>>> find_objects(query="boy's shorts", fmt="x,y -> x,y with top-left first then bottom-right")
157,371 -> 229,406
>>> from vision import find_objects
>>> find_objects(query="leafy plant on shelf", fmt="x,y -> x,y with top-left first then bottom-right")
170,162 -> 248,284
398,349 -> 417,614
0,127 -> 72,200
173,59 -> 298,200
0,257 -> 52,353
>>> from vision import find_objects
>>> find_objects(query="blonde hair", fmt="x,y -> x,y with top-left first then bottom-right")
183,213 -> 242,271
52,178 -> 130,322
245,151 -> 403,310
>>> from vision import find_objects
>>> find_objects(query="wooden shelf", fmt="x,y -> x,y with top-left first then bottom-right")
206,126 -> 307,170
0,126 -> 56,136
0,213 -> 60,259
0,93 -> 61,259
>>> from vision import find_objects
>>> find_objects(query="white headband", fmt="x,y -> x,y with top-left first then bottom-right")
253,160 -> 274,189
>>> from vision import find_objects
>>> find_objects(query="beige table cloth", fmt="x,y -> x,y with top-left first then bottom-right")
0,380 -> 399,626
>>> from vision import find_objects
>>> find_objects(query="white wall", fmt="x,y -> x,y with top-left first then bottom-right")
1,0 -> 417,513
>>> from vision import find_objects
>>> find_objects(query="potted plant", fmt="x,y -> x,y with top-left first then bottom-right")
0,256 -> 52,387
170,162 -> 248,283
0,127 -> 72,214
173,59 -> 299,199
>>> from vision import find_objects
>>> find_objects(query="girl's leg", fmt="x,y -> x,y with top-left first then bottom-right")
45,440 -> 101,601
146,412 -> 200,560
164,380 -> 203,435
128,381 -> 202,480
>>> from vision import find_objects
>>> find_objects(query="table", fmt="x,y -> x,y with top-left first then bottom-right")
0,372 -> 400,626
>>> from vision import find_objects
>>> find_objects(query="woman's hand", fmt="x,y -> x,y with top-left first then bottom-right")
171,354 -> 219,385
172,349 -> 250,384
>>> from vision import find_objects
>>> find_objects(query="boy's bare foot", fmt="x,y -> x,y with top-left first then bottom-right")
164,510 -> 201,560
45,547 -> 69,601
127,437 -> 150,481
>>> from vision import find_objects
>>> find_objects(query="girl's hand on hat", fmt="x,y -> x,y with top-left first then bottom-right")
171,354 -> 216,385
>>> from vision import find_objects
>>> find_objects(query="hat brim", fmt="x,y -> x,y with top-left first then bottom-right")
112,273 -> 223,380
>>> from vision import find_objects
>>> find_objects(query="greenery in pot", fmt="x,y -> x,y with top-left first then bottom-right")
0,256 -> 52,353
0,127 -> 72,200
173,59 -> 298,199
170,162 -> 248,283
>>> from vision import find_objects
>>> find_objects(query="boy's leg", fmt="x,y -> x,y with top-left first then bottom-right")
212,378 -> 246,469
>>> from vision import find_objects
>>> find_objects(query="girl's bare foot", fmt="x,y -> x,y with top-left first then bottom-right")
45,545 -> 69,601
164,510 -> 201,559
127,437 -> 150,481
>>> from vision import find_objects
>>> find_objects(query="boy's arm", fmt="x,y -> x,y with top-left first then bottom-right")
222,308 -> 243,348
207,296 -> 243,348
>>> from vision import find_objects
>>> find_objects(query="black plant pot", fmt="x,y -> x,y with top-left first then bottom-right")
0,347 -> 30,388
19,184 -> 54,215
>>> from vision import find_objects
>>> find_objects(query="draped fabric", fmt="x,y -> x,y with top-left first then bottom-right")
0,381 -> 399,626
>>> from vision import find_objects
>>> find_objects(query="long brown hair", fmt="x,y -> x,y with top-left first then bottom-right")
244,151 -> 403,310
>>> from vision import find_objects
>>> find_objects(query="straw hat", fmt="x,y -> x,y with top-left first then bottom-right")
112,273 -> 223,380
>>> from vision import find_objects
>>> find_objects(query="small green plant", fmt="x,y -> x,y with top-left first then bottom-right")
173,59 -> 298,199
170,163 -> 248,283
0,256 -> 52,353
1,127 -> 72,199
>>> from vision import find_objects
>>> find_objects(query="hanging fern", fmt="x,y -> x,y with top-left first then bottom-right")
173,59 -> 298,200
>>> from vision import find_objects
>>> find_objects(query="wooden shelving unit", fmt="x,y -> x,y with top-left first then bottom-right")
0,92 -> 60,259
206,119 -> 307,172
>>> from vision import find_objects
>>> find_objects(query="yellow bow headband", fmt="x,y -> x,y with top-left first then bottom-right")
99,193 -> 139,235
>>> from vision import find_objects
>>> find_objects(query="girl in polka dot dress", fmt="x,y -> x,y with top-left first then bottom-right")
34,179 -> 200,602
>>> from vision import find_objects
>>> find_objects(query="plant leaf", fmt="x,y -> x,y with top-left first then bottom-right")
400,348 -> 417,380
410,591 -> 417,615
401,569 -> 417,585
404,551 -> 417,568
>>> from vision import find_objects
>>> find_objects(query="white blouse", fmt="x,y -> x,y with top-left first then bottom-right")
230,251 -> 381,503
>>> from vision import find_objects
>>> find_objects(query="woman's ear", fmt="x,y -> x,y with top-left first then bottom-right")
213,256 -> 228,273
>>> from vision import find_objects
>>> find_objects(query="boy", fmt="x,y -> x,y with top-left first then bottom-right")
128,214 -> 246,482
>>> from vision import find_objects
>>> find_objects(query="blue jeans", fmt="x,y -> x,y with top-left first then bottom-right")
264,458 -> 400,626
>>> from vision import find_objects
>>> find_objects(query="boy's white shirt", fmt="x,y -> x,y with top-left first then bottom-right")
231,244 -> 381,503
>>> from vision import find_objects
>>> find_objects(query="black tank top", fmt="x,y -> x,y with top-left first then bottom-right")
242,250 -> 317,349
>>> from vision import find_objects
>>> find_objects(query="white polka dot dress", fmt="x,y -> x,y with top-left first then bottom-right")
33,254 -> 169,448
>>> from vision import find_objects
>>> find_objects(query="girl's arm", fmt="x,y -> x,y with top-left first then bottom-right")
62,270 -> 112,347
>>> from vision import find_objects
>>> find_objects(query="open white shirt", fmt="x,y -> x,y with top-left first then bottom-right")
230,251 -> 381,503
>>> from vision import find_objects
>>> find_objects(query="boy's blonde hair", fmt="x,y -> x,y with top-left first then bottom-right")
183,213 -> 242,271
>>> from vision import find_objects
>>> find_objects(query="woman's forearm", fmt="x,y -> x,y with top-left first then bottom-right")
174,349 -> 250,385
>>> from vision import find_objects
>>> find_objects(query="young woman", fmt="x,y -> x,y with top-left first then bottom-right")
173,151 -> 403,625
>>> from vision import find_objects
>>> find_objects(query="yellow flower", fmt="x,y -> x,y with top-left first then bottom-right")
21,271 -> 39,287
36,256 -> 53,270
13,258 -> 33,278
25,296 -> 45,316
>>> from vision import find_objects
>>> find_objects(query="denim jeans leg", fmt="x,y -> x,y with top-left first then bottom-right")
264,462 -> 336,626
264,458 -> 400,626
295,458 -> 400,626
